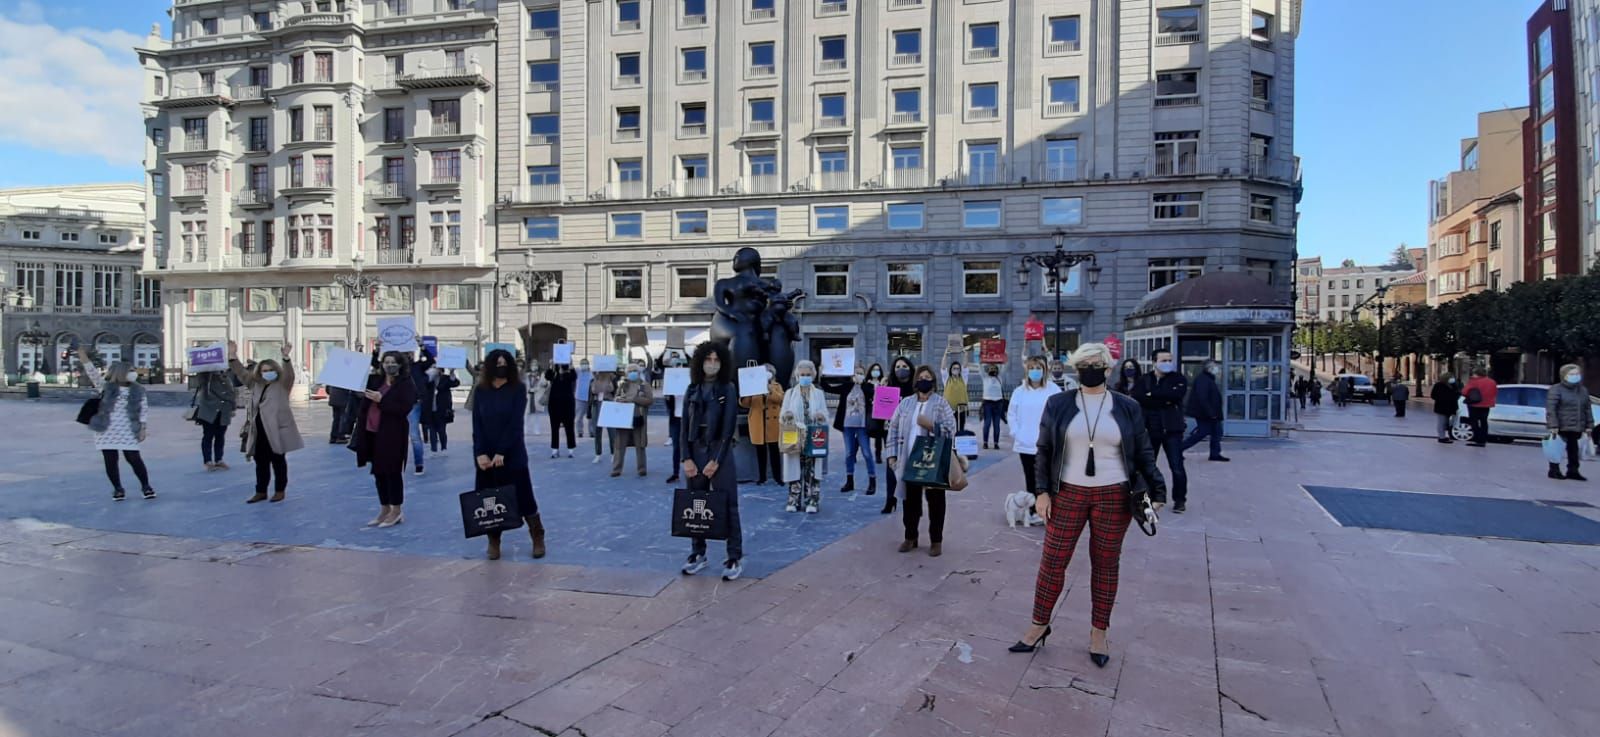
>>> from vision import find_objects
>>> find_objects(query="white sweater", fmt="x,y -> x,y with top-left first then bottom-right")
1006,382 -> 1063,455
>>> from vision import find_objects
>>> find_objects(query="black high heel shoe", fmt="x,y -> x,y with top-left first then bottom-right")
1009,625 -> 1052,653
1089,652 -> 1110,668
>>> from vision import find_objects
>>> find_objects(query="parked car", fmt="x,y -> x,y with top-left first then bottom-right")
1335,374 -> 1378,402
1452,384 -> 1600,442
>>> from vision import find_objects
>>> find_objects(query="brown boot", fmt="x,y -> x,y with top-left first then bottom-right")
898,539 -> 918,553
486,532 -> 502,561
269,490 -> 286,503
929,543 -> 942,557
246,492 -> 268,504
527,515 -> 546,559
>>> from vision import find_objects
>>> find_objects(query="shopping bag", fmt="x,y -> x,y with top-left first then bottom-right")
672,487 -> 730,540
779,426 -> 803,455
1544,435 -> 1566,465
902,435 -> 954,487
75,396 -> 101,426
458,486 -> 524,539
806,425 -> 830,458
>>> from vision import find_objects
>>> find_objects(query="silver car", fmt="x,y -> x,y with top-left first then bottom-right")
1453,384 -> 1600,442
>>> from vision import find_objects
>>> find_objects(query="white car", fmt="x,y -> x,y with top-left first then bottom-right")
1335,374 -> 1378,402
1452,384 -> 1600,442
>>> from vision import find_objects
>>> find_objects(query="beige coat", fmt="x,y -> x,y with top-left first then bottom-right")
231,359 -> 305,458
612,377 -> 654,447
739,382 -> 786,444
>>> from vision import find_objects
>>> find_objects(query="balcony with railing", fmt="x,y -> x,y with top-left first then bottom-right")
820,1 -> 848,15
225,251 -> 270,268
419,119 -> 462,138
891,52 -> 922,66
817,115 -> 848,129
818,58 -> 847,73
606,180 -> 646,199
367,181 -> 411,203
682,69 -> 707,83
967,47 -> 1000,62
158,85 -> 235,109
745,120 -> 777,136
1045,100 -> 1080,116
811,171 -> 853,192
888,110 -> 924,126
749,63 -> 776,77
1246,156 -> 1296,182
1039,160 -> 1082,183
283,9 -> 360,29
1156,30 -> 1202,46
235,189 -> 274,209
1154,93 -> 1201,108
672,178 -> 714,198
231,85 -> 266,102
885,167 -> 927,188
682,13 -> 707,27
1146,153 -> 1216,178
680,122 -> 707,137
171,133 -> 213,153
890,0 -> 921,6
397,62 -> 492,91
737,175 -> 783,195
750,5 -> 776,19
528,132 -> 560,146
955,164 -> 1005,187
616,73 -> 642,87
512,184 -> 563,203
1251,97 -> 1275,113
1046,39 -> 1081,54
966,107 -> 1001,122
374,247 -> 413,265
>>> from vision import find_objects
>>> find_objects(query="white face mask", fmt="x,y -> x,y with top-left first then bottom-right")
1567,374 -> 1583,385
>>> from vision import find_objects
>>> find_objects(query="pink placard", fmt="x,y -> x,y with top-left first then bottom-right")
872,385 -> 901,421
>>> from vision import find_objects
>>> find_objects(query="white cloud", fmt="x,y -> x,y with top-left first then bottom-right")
0,10 -> 147,168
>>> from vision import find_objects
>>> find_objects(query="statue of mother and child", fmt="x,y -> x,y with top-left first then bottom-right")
710,247 -> 805,388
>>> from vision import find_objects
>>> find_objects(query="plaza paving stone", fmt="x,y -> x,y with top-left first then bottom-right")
1,396 -> 1598,735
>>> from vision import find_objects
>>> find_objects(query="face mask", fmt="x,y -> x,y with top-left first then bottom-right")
579,365 -> 590,373
1028,368 -> 1044,382
261,371 -> 278,382
627,371 -> 640,381
1206,365 -> 1219,376
703,362 -> 721,376
854,373 -> 866,383
915,379 -> 935,394
1078,367 -> 1108,388
1052,371 -> 1064,379
1123,366 -> 1137,377
895,367 -> 911,380
1447,378 -> 1456,385
950,368 -> 961,377
382,364 -> 400,376
493,364 -> 513,379
798,376 -> 814,386
1568,374 -> 1583,385
987,369 -> 998,376
1156,362 -> 1176,373
871,370 -> 882,379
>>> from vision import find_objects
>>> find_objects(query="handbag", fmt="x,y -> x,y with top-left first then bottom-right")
779,427 -> 803,454
75,395 -> 101,426
458,485 -> 524,539
672,483 -> 730,540
183,389 -> 199,422
1129,488 -> 1159,537
805,425 -> 830,458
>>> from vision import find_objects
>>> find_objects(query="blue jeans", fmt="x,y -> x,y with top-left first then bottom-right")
1182,418 -> 1223,459
981,400 -> 1003,445
843,427 -> 876,477
407,404 -> 424,467
1150,429 -> 1188,506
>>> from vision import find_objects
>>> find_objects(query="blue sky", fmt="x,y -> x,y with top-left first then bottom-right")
0,0 -> 1539,266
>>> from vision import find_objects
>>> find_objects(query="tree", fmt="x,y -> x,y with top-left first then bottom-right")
1340,258 -> 1357,268
1387,243 -> 1413,269
1556,272 -> 1600,359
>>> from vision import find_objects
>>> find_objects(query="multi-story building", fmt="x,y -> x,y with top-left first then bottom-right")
494,0 -> 1302,373
1302,260 -> 1415,323
1571,0 -> 1600,271
0,185 -> 160,379
1294,255 -> 1321,320
1427,108 -> 1527,305
138,1 -> 499,393
1527,0 -> 1584,280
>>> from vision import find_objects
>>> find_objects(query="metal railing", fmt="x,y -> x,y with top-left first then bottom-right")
811,171 -> 853,191
517,184 -> 562,203
967,47 -> 1000,61
1047,39 -> 1081,54
682,69 -> 707,82
818,115 -> 847,129
1251,98 -> 1275,113
398,62 -> 484,83
367,182 -> 410,199
750,6 -> 775,18
528,133 -> 560,145
227,251 -> 269,268
682,13 -> 706,26
818,59 -> 847,72
820,1 -> 848,15
609,180 -> 646,199
428,172 -> 462,186
235,189 -> 273,206
674,179 -> 714,197
374,247 -> 413,265
528,80 -> 559,93
957,165 -> 1004,186
738,175 -> 783,194
967,107 -> 1000,121
747,120 -> 776,133
176,134 -> 209,152
1156,31 -> 1202,45
885,167 -> 927,188
1045,101 -> 1080,116
617,74 -> 641,86
1039,161 -> 1082,182
890,110 -> 923,125
749,64 -> 776,77
168,85 -> 226,100
616,127 -> 642,141
232,85 -> 265,101
680,123 -> 707,137
891,0 -> 921,6
424,120 -> 461,136
1154,94 -> 1201,108
891,52 -> 922,66
285,11 -> 356,28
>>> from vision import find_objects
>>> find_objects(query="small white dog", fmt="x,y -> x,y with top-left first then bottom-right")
1005,491 -> 1045,528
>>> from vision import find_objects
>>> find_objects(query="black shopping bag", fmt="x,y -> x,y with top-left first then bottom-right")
458,486 -> 524,539
672,486 -> 730,540
902,435 -> 953,488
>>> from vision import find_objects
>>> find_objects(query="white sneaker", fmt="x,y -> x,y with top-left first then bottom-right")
721,560 -> 743,581
550,450 -> 559,458
592,454 -> 602,464
785,504 -> 798,513
682,554 -> 708,575
566,450 -> 574,458
805,504 -> 819,514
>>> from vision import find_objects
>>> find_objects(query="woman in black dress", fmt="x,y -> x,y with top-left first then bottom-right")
678,341 -> 744,581
879,356 -> 916,514
473,349 -> 546,560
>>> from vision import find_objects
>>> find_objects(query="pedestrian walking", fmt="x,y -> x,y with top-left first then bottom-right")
474,349 -> 547,560
588,367 -> 615,463
1181,359 -> 1229,462
740,365 -> 785,486
1009,342 -> 1167,668
399,345 -> 435,476
544,363 -> 577,458
326,385 -> 352,445
1430,374 -> 1461,444
1390,378 -> 1410,418
879,356 -> 917,515
886,364 -> 959,556
945,362 -> 970,431
1007,356 -> 1063,521
188,368 -> 236,471
1310,378 -> 1323,406
609,362 -> 653,478
1113,358 -> 1142,395
1547,364 -> 1590,481
820,366 -> 878,495
228,342 -> 302,504
980,364 -> 1005,450
664,355 -> 685,483
1293,376 -> 1309,410
866,362 -> 889,463
780,360 -> 831,514
354,351 -> 418,527
421,365 -> 459,453
80,347 -> 155,502
1130,350 -> 1190,513
574,359 -> 593,439
1464,368 -> 1498,447
679,342 -> 743,580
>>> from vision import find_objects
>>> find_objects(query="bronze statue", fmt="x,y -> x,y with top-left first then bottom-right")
710,247 -> 804,387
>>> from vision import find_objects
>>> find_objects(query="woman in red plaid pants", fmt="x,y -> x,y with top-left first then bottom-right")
1010,343 -> 1166,667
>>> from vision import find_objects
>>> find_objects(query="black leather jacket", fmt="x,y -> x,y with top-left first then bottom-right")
1033,389 -> 1168,504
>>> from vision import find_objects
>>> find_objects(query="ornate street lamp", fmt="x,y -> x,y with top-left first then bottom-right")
333,252 -> 381,348
1017,229 -> 1099,361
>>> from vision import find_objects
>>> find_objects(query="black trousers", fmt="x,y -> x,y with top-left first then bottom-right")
427,420 -> 449,451
329,406 -> 347,440
1468,407 -> 1491,443
754,441 -> 783,483
1150,430 -> 1188,506
903,483 -> 947,544
374,471 -> 405,506
1019,452 -> 1038,494
1556,431 -> 1584,473
199,419 -> 227,463
1394,400 -> 1407,417
101,449 -> 150,491
254,446 -> 288,494
550,411 -> 575,450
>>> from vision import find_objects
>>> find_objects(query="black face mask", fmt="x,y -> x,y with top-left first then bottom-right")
493,364 -> 514,379
1122,367 -> 1138,377
914,379 -> 935,394
1079,367 -> 1108,388
895,367 -> 911,380
382,364 -> 400,376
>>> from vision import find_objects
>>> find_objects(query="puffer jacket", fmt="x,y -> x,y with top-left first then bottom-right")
1547,382 -> 1593,433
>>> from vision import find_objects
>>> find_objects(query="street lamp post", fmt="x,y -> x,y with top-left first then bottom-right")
334,253 -> 381,349
1018,229 -> 1099,362
1352,285 -> 1391,395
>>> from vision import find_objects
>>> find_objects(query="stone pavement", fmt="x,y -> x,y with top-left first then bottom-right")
3,398 -> 1600,735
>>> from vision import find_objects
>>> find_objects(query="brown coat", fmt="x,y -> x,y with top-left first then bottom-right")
612,378 -> 654,447
739,382 -> 785,445
231,359 -> 305,458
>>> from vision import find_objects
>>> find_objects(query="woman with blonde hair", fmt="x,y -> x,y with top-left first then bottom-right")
78,345 -> 155,501
229,342 -> 303,504
781,359 -> 832,513
1011,342 -> 1166,668
1007,355 -> 1063,521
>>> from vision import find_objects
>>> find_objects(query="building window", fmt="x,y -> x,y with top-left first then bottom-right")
305,286 -> 341,313
1249,194 -> 1276,223
431,150 -> 462,183
813,263 -> 848,297
1155,69 -> 1200,106
887,328 -> 923,366
1154,131 -> 1199,175
529,7 -> 559,35
819,0 -> 848,15
817,149 -> 848,177
1148,257 -> 1205,291
616,0 -> 641,31
528,113 -> 560,144
614,52 -> 641,87
429,211 -> 462,256
892,29 -> 922,65
968,22 -> 1000,60
191,288 -> 226,313
1356,279 -> 1365,289
136,277 -> 161,310
247,117 -> 269,151
313,155 -> 333,187
314,52 -> 334,83
527,165 -> 559,188
616,158 -> 643,185
98,233 -> 120,245
1540,73 -> 1555,117
382,107 -> 405,143
887,202 -> 924,230
180,164 -> 206,194
819,35 -> 848,72
1046,77 -> 1080,115
429,99 -> 459,134
890,144 -> 923,186
892,88 -> 922,123
680,102 -> 707,137
967,83 -> 1000,119
747,152 -> 777,179
1540,118 -> 1556,162
1047,16 -> 1080,53
59,231 -> 80,243
818,93 -> 846,127
529,61 -> 559,91
374,216 -> 393,251
1489,221 -> 1502,250
680,155 -> 710,186
245,287 -> 285,313
1537,27 -> 1552,72
682,0 -> 707,25
744,207 -> 778,234
1251,73 -> 1273,110
200,16 -> 219,35
13,263 -> 45,306
1152,192 -> 1202,220
615,107 -> 641,140
966,141 -> 1000,184
371,285 -> 412,312
748,98 -> 776,131
426,284 -> 475,312
1251,11 -> 1273,44
399,216 -> 415,252
93,267 -> 124,310
524,216 -> 559,241
1044,138 -> 1079,182
963,200 -> 1002,228
750,0 -> 775,19
1042,197 -> 1084,226
1156,6 -> 1201,44
1342,294 -> 1351,307
749,41 -> 776,76
962,260 -> 1001,297
612,268 -> 643,300
676,267 -> 710,300
676,210 -> 708,235
681,47 -> 707,81
290,54 -> 305,84
611,212 -> 643,239
1249,134 -> 1272,173
814,205 -> 849,233
54,264 -> 85,308
1246,259 -> 1275,285
887,262 -> 925,297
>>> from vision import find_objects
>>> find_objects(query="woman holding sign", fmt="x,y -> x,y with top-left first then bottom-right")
228,342 -> 302,504
353,351 -> 418,527
820,365 -> 877,495
886,365 -> 958,556
878,356 -> 917,515
678,342 -> 743,580
473,349 -> 547,560
188,366 -> 236,471
780,360 -> 832,514
739,365 -> 785,486
609,362 -> 654,478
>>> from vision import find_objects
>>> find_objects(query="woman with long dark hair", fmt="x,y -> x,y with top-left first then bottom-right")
1113,358 -> 1142,395
474,349 -> 546,560
886,365 -> 958,556
354,351 -> 418,528
879,356 -> 916,514
865,362 -> 888,463
678,341 -> 743,580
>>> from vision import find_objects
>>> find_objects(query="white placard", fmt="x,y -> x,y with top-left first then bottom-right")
739,366 -> 770,398
663,367 -> 691,396
646,329 -> 667,355
316,348 -> 372,392
376,316 -> 418,354
552,342 -> 574,365
954,435 -> 980,458
437,346 -> 468,369
597,400 -> 636,429
186,343 -> 228,373
673,396 -> 684,418
592,355 -> 619,373
820,348 -> 855,377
